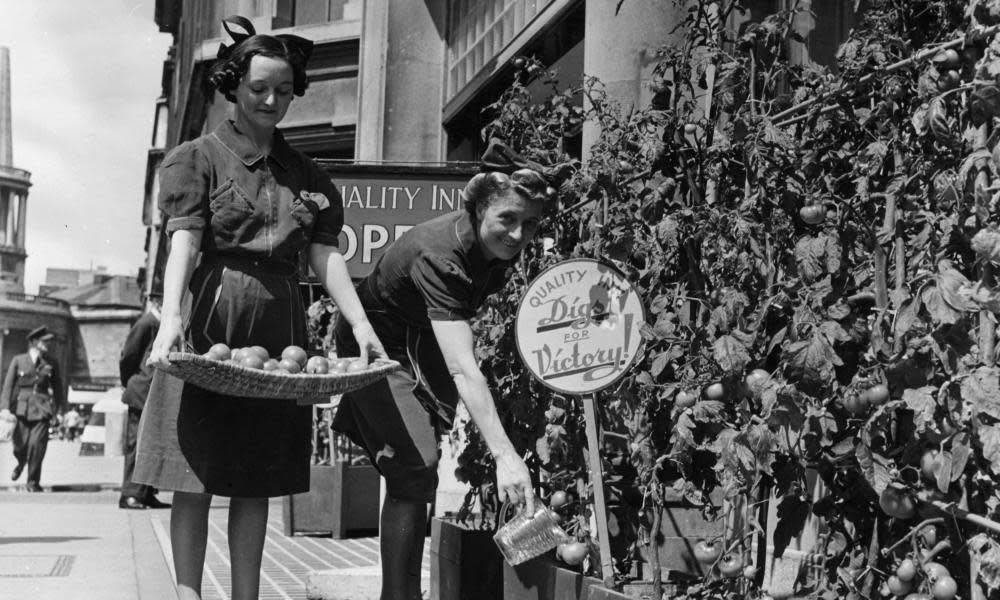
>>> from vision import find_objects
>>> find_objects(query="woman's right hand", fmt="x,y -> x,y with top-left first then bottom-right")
147,317 -> 185,368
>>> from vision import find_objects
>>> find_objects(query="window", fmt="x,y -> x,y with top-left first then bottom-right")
446,0 -> 557,102
273,0 -> 361,28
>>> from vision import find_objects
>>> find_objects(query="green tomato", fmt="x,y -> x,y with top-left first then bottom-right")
879,487 -> 917,519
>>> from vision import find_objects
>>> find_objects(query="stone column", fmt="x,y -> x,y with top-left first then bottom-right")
582,0 -> 683,158
355,0 -> 389,161
380,1 -> 446,162
0,46 -> 12,166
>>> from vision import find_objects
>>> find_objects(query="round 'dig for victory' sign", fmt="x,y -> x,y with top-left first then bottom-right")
515,259 -> 645,395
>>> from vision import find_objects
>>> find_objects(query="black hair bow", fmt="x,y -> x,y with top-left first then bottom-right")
216,15 -> 314,63
479,138 -> 575,187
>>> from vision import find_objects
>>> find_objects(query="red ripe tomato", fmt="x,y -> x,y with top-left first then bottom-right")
558,542 -> 588,566
903,594 -> 931,600
278,357 -> 302,374
923,562 -> 950,583
205,343 -> 231,361
879,487 -> 917,519
262,359 -> 281,372
896,558 -> 917,582
703,383 -> 725,401
346,360 -> 368,373
864,383 -> 889,406
719,554 -> 743,578
675,390 -> 697,408
932,575 -> 958,600
550,490 -> 568,509
305,356 -> 330,374
328,358 -> 350,374
693,540 -> 722,565
240,354 -> 265,370
888,574 -> 914,596
742,565 -> 757,579
281,345 -> 308,368
231,347 -> 249,362
799,205 -> 825,225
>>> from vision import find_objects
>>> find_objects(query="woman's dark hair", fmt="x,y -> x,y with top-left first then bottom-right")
463,169 -> 551,218
208,35 -> 309,102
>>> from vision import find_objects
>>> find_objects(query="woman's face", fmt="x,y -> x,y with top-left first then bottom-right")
477,189 -> 544,261
234,55 -> 295,129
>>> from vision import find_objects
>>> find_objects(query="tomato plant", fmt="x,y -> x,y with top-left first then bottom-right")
453,1 -> 1000,598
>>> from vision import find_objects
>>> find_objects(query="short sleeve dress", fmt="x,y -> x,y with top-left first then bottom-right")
134,119 -> 343,497
331,210 -> 512,502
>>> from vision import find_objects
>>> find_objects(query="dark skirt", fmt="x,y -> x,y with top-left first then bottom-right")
133,258 -> 313,497
331,281 -> 460,502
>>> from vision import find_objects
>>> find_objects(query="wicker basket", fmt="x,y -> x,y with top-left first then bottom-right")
155,352 -> 400,401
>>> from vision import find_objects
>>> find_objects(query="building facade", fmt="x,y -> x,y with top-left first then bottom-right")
144,1 -> 863,298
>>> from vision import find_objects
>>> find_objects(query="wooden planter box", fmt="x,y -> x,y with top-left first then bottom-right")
503,557 -> 630,600
429,516 -> 503,600
282,462 -> 380,538
636,489 -> 725,580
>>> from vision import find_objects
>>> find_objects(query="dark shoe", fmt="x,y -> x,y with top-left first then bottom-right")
25,482 -> 42,492
118,497 -> 147,510
143,496 -> 171,509
10,463 -> 23,481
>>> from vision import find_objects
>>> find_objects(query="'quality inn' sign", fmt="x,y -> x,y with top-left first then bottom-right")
515,259 -> 646,395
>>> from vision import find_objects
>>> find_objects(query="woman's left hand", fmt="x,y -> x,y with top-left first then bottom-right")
352,319 -> 387,365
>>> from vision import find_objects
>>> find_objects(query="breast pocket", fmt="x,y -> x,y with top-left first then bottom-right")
289,191 -> 321,238
209,179 -> 257,245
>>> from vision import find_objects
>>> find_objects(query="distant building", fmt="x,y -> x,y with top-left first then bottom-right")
44,271 -> 143,390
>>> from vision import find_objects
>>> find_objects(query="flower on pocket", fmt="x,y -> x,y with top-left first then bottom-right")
301,191 -> 330,211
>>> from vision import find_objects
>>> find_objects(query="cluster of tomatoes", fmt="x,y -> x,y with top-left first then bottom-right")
693,539 -> 755,580
883,556 -> 958,600
674,368 -> 773,409
839,382 -> 891,416
546,489 -> 590,567
202,343 -> 369,375
931,45 -> 980,93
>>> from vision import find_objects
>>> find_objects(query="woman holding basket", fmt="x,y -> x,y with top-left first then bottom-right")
136,17 -> 384,600
332,140 -> 568,600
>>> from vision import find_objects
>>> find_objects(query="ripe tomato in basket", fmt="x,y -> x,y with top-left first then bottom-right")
248,346 -> 270,361
278,358 -> 302,374
205,343 -> 231,361
347,360 -> 369,373
329,358 -> 351,374
281,345 -> 308,368
305,356 -> 330,374
262,359 -> 281,371
241,355 -> 265,370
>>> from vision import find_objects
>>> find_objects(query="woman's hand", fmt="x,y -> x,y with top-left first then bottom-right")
352,319 -> 387,365
494,450 -> 535,514
147,317 -> 185,368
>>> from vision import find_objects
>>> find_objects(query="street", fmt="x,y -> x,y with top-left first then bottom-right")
0,440 -> 429,600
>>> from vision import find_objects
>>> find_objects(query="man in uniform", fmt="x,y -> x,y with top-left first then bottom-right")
0,326 -> 63,492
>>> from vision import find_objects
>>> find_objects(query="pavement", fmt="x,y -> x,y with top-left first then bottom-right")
0,438 -> 470,600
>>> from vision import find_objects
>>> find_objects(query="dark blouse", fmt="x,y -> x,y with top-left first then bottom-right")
362,211 -> 511,329
158,119 -> 343,269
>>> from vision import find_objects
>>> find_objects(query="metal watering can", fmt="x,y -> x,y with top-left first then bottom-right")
492,501 -> 573,565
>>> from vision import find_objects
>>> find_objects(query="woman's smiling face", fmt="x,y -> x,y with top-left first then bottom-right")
234,54 -> 295,129
477,189 -> 543,261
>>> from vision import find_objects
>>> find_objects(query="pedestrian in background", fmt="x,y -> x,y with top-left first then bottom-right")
0,325 -> 64,492
136,16 -> 385,600
62,405 -> 81,441
118,290 -> 169,510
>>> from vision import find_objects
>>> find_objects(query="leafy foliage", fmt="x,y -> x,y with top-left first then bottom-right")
453,0 -> 1000,598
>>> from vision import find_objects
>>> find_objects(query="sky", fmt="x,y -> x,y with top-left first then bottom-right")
0,0 -> 172,294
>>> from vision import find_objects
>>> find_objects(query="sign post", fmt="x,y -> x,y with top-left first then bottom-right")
515,258 -> 645,588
